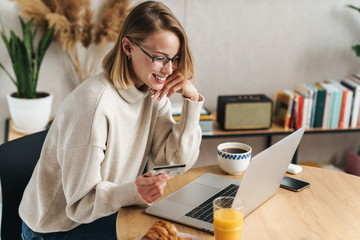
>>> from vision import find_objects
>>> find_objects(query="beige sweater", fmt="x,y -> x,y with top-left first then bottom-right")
19,72 -> 203,232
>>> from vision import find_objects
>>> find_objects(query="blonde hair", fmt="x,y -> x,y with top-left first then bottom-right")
102,1 -> 195,89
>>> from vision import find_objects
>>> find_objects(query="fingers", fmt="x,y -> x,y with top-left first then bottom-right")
158,80 -> 182,100
149,73 -> 199,101
135,172 -> 172,203
142,180 -> 167,203
149,72 -> 183,101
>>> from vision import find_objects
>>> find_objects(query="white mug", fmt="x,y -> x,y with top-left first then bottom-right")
217,142 -> 252,175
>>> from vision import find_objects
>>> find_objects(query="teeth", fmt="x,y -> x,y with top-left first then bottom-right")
154,75 -> 167,81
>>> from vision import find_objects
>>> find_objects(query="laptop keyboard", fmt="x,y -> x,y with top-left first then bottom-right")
184,184 -> 239,223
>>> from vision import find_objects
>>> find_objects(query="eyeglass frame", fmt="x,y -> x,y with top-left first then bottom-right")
130,40 -> 180,69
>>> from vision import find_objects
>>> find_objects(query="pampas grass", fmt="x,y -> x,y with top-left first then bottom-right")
16,0 -> 130,83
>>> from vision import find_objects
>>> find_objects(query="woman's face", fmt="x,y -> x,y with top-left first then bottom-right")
130,30 -> 180,90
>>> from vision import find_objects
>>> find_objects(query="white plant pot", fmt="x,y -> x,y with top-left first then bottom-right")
6,92 -> 53,134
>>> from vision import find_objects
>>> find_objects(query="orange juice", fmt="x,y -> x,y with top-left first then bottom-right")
213,208 -> 243,240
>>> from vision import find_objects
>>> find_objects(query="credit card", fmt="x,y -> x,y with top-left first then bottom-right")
152,164 -> 186,177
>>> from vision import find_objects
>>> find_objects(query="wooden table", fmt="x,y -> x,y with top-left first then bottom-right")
116,164 -> 360,240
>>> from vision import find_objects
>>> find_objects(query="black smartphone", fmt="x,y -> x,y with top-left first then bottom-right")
280,176 -> 310,192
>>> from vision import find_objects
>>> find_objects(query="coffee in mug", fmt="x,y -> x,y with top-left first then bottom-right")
217,142 -> 252,175
221,148 -> 248,154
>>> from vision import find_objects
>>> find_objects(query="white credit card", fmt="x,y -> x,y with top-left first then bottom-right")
152,164 -> 186,176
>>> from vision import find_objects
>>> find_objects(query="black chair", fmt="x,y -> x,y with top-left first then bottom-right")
0,129 -> 48,240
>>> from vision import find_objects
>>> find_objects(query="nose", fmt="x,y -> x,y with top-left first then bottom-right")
161,61 -> 173,75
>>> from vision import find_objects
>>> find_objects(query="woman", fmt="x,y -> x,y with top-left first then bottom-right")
20,1 -> 203,239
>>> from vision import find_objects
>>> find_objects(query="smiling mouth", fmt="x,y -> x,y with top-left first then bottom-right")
153,74 -> 167,82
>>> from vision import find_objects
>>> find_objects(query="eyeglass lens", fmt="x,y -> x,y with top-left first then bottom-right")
152,57 -> 179,70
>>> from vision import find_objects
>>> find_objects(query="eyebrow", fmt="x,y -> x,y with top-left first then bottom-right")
153,50 -> 180,58
154,50 -> 170,56
143,45 -> 179,58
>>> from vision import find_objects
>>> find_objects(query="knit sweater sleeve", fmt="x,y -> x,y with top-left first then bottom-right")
151,95 -> 204,169
54,77 -> 149,224
57,144 -> 148,223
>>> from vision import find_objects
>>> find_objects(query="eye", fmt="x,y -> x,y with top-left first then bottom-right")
154,56 -> 166,62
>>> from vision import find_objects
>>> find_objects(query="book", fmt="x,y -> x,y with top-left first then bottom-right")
171,102 -> 214,134
319,83 -> 332,128
349,75 -> 360,127
313,83 -> 326,128
273,90 -> 294,129
199,120 -> 213,135
293,91 -> 304,130
322,81 -> 343,129
327,80 -> 353,128
295,84 -> 313,129
172,111 -> 215,121
341,78 -> 360,128
171,102 -> 214,121
287,91 -> 297,130
304,83 -> 318,128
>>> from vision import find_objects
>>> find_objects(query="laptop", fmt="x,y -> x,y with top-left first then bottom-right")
145,127 -> 305,233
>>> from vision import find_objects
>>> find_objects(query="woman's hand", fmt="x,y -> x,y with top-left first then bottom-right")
135,171 -> 174,203
149,71 -> 199,101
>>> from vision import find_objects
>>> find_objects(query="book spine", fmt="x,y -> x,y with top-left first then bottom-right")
296,94 -> 304,130
343,90 -> 353,128
341,80 -> 360,128
305,83 -> 318,128
313,84 -> 326,128
273,91 -> 293,129
350,76 -> 360,127
322,88 -> 331,128
338,90 -> 347,128
331,89 -> 342,129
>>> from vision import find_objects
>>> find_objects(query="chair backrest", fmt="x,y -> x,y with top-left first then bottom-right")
0,130 -> 48,240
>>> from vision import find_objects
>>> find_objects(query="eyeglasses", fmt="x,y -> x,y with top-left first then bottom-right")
131,40 -> 179,70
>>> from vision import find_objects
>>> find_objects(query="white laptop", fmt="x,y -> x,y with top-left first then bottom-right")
145,127 -> 305,233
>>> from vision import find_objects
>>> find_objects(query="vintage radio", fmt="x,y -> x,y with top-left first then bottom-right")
217,94 -> 273,130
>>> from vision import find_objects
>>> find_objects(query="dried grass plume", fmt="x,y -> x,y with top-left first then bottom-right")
16,0 -> 130,83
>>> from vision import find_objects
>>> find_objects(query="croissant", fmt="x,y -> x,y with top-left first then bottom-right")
141,220 -> 192,240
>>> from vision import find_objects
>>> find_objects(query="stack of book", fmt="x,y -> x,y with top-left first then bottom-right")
273,75 -> 360,129
171,102 -> 215,135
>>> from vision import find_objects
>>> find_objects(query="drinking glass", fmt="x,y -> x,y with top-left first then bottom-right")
213,196 -> 244,240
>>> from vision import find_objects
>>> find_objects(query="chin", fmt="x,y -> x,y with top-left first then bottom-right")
151,84 -> 164,91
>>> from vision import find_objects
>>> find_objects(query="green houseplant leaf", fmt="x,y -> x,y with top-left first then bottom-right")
0,16 -> 54,99
352,45 -> 360,57
347,5 -> 360,58
347,5 -> 360,13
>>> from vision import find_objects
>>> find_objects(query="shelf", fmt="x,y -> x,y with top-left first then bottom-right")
5,118 -> 26,142
5,117 -> 360,164
201,114 -> 360,164
203,112 -> 360,139
4,118 -> 52,142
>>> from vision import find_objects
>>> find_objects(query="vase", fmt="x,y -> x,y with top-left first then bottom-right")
6,92 -> 53,134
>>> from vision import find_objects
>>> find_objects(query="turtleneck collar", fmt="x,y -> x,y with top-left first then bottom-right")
99,72 -> 150,103
116,83 -> 150,104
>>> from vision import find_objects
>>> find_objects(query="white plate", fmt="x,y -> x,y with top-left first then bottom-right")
135,232 -> 200,240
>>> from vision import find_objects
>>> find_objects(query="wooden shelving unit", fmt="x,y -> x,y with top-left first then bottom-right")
5,117 -> 360,164
202,113 -> 360,164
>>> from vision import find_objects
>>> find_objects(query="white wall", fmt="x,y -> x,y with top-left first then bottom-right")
1,0 -> 360,167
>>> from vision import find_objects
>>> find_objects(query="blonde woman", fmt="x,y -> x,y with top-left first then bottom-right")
20,1 -> 203,239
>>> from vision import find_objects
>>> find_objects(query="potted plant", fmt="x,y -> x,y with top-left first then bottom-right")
16,0 -> 130,84
0,17 -> 54,133
347,5 -> 360,56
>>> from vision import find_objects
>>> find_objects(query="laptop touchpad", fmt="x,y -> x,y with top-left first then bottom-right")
167,182 -> 220,207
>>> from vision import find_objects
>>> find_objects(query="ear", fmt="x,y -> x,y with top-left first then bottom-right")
122,37 -> 132,58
